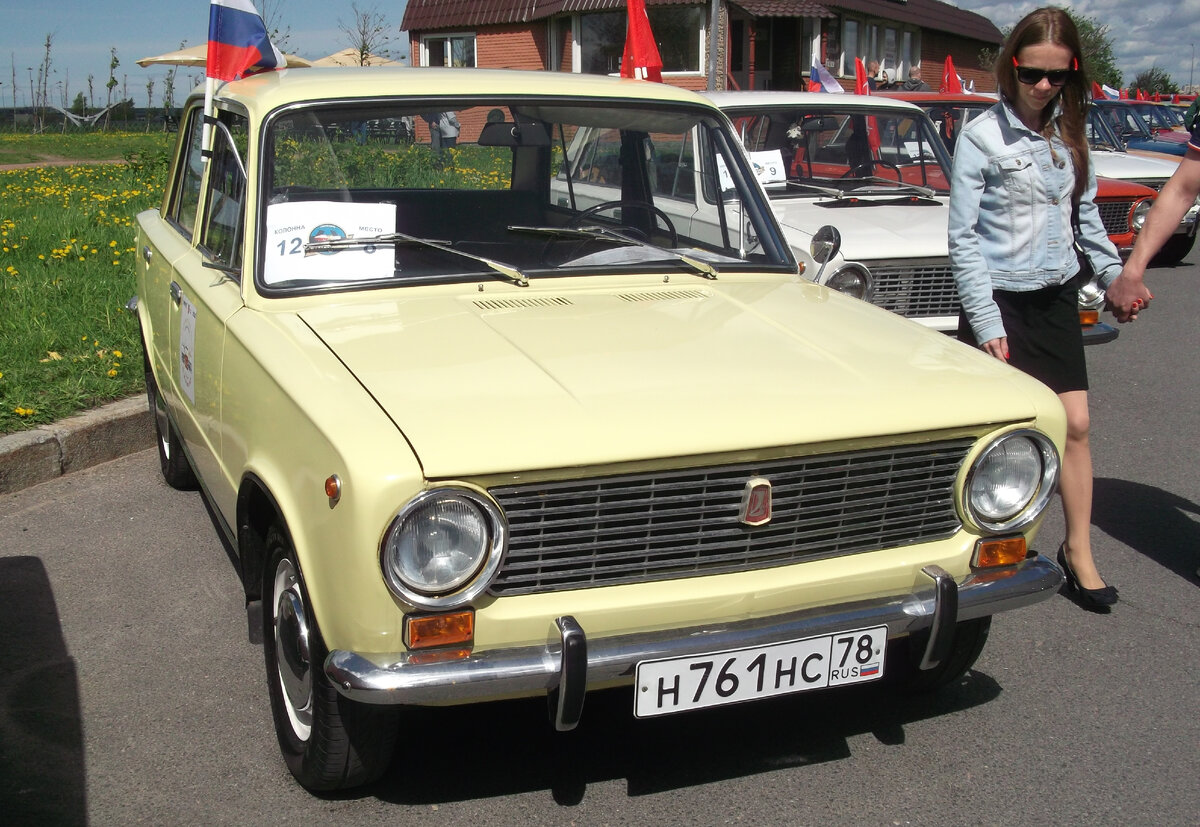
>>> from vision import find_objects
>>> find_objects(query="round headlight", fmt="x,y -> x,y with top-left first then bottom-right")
1131,198 -> 1153,231
381,488 -> 506,608
824,264 -> 873,301
965,430 -> 1059,532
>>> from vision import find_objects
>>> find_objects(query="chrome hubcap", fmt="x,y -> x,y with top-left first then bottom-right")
273,558 -> 313,740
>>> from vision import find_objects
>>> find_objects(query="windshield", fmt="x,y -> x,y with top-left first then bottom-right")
1130,102 -> 1180,131
259,97 -> 791,293
914,101 -> 993,156
723,105 -> 953,195
1087,106 -> 1127,152
1100,104 -> 1153,140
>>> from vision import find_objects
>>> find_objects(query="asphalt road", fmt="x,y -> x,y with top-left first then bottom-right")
2,259 -> 1198,826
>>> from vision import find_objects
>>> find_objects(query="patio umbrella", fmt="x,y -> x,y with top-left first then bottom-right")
136,44 -> 311,69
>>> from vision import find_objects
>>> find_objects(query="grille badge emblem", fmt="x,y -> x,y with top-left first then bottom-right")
739,477 -> 772,526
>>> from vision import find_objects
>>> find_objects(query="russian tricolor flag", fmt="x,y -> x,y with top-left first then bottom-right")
207,0 -> 284,81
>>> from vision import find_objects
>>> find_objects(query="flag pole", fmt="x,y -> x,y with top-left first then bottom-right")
202,76 -> 217,161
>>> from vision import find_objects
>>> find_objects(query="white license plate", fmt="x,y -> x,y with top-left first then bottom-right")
634,625 -> 887,718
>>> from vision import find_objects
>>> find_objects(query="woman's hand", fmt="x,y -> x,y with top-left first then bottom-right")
981,337 -> 1009,361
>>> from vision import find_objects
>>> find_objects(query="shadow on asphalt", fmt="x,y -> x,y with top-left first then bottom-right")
1093,477 -> 1200,584
328,666 -> 1002,806
0,556 -> 87,825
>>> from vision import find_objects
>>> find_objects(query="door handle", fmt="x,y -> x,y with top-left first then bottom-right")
142,245 -> 153,264
170,281 -> 182,307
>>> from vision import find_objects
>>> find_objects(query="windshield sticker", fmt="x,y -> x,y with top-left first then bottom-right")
179,293 -> 196,406
264,201 -> 397,284
748,150 -> 786,185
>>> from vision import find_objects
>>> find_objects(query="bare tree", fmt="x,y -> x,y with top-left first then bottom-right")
105,48 -> 119,130
256,0 -> 293,53
338,3 -> 396,66
145,79 -> 154,131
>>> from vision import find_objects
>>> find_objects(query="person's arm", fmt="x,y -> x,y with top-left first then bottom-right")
947,131 -> 1006,358
1109,147 -> 1200,318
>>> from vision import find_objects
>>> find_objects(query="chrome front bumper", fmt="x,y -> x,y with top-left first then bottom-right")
326,554 -> 1063,727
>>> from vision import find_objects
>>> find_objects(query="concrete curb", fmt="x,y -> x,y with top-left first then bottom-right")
0,397 -> 155,495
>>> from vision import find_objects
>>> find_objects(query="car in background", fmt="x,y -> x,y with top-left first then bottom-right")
133,67 -> 1068,792
888,91 -> 1160,260
1094,99 -> 1188,157
1088,105 -> 1199,264
1125,99 -> 1187,134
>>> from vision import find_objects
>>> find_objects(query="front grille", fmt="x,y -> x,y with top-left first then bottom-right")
1096,200 -> 1133,235
488,438 -> 972,596
862,258 -> 960,319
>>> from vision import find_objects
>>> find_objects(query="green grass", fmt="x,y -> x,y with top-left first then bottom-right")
0,130 -> 176,166
0,133 -> 175,434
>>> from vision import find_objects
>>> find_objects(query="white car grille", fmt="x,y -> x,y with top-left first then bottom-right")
487,437 -> 972,595
861,258 -> 960,320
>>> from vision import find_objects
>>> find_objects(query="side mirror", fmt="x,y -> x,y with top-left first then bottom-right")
810,225 -> 841,286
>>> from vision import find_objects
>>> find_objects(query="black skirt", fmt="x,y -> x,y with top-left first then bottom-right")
957,278 -> 1087,394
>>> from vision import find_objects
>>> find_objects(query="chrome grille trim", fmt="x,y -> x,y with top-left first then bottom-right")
860,258 -> 960,319
1127,177 -> 1166,192
1096,201 -> 1133,235
488,438 -> 973,595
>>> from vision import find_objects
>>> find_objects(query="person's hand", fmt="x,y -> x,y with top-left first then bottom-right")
980,337 -> 1009,362
1105,269 -> 1153,323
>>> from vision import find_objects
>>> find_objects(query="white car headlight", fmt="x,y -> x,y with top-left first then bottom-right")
965,430 -> 1059,532
824,264 -> 873,301
1131,198 -> 1152,231
381,488 -> 507,608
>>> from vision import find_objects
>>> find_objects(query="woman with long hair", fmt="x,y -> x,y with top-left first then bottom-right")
948,7 -> 1130,610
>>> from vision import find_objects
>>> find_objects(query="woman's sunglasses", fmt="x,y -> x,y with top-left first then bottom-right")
1012,57 -> 1078,87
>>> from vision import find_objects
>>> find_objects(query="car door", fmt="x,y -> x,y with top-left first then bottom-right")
164,106 -> 248,517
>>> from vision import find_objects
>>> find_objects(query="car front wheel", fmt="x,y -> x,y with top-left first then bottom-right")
263,524 -> 399,791
1151,232 -> 1195,266
886,616 -> 991,692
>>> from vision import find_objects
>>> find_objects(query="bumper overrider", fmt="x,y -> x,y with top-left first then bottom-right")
326,554 -> 1063,728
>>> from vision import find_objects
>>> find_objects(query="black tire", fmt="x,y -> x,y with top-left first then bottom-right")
886,616 -> 991,692
1151,232 -> 1195,266
263,525 -> 399,791
143,347 -> 196,490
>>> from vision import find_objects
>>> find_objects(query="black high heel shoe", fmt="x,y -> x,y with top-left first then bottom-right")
1057,544 -> 1118,609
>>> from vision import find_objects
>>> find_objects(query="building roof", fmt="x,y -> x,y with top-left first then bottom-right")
403,0 -> 1001,45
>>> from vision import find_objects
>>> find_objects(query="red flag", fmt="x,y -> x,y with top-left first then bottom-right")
854,58 -> 870,95
621,0 -> 663,82
940,56 -> 963,94
1120,88 -> 1128,99
1092,81 -> 1105,100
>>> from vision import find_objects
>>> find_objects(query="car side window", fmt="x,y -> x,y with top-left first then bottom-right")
199,113 -> 249,273
168,110 -> 206,240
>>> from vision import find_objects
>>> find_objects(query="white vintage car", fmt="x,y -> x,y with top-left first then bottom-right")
702,91 -> 962,332
134,68 -> 1066,792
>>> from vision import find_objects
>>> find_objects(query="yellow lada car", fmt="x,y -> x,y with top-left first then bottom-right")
134,67 -> 1065,792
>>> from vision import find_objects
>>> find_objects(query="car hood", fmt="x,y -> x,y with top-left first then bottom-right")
298,279 -> 1048,477
1091,148 -> 1180,180
769,195 -> 949,260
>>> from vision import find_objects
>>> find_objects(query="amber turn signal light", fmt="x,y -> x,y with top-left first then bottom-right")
405,610 -> 475,650
973,536 -> 1027,568
1078,309 -> 1100,327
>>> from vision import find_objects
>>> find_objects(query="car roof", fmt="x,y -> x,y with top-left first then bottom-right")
701,90 -> 924,113
191,67 -> 717,115
878,91 -> 999,105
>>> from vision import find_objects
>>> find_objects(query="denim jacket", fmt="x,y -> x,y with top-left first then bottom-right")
948,98 -> 1121,345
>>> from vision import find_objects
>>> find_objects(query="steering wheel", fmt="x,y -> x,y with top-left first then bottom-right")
841,161 -> 902,181
567,200 -> 678,247
542,200 -> 679,267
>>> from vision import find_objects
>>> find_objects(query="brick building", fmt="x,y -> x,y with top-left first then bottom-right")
401,0 -> 1004,93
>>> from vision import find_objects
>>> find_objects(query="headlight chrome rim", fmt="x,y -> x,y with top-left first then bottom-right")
1131,198 -> 1153,231
380,487 -> 507,610
964,429 -> 1059,533
824,263 -> 874,301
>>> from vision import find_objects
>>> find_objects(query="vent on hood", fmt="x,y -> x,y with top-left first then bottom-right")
473,296 -> 574,311
616,289 -> 708,303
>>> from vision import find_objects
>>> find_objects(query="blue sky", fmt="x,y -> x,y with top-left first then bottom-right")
4,1 -> 1199,110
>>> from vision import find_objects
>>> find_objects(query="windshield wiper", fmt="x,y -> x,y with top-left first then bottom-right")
509,224 -> 719,280
785,180 -> 845,197
304,232 -> 530,287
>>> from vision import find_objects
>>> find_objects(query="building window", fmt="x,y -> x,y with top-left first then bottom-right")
578,8 -> 704,75
831,15 -> 919,78
422,33 -> 476,67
